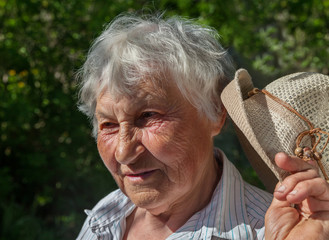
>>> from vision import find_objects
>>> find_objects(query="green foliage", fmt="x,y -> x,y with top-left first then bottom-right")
0,0 -> 327,239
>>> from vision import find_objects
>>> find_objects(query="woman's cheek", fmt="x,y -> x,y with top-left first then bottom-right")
143,121 -> 175,150
97,133 -> 118,172
146,119 -> 169,133
143,123 -> 187,164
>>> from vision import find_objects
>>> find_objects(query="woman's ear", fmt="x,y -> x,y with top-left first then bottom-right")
211,104 -> 227,137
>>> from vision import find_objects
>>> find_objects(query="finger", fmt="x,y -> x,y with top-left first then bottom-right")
275,152 -> 318,173
272,183 -> 292,206
286,177 -> 329,204
300,197 -> 329,213
265,192 -> 299,230
274,168 -> 319,200
265,200 -> 299,240
266,196 -> 295,218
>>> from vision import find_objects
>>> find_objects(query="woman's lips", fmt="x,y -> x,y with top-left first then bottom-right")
125,170 -> 157,182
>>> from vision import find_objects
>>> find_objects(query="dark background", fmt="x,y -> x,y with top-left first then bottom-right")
1,0 -> 328,239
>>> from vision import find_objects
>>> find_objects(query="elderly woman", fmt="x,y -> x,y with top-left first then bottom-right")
76,13 -> 329,240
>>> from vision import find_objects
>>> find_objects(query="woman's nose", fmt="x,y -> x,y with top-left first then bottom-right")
115,124 -> 145,164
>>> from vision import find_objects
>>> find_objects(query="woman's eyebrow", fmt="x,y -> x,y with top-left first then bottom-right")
95,110 -> 112,119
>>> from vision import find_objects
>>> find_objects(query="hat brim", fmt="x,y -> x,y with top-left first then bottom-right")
221,69 -> 288,192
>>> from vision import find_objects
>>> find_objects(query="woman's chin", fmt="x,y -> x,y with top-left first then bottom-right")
126,189 -> 163,210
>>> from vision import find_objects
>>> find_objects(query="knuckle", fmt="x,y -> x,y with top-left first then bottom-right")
315,177 -> 327,188
283,175 -> 299,187
296,180 -> 311,190
307,166 -> 319,176
318,177 -> 326,184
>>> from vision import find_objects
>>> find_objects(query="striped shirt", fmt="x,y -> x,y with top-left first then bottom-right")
77,149 -> 273,240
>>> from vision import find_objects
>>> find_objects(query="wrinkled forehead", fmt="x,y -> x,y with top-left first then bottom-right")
97,73 -> 179,103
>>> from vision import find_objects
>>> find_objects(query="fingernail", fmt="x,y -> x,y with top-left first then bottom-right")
288,190 -> 298,195
276,185 -> 286,193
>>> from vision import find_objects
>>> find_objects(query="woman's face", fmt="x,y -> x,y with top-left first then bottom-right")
95,80 -> 220,213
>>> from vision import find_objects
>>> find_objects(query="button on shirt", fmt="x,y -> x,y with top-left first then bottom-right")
77,149 -> 273,240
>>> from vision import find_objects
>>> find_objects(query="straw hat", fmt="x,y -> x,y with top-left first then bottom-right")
221,69 -> 329,192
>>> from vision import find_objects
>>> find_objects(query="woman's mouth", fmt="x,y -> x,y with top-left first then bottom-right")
125,170 -> 157,182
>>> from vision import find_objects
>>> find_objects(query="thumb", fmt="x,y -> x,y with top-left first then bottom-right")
265,185 -> 300,240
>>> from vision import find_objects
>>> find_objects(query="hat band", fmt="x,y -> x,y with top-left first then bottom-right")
248,88 -> 329,181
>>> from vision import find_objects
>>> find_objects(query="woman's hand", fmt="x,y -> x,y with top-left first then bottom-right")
265,152 -> 329,240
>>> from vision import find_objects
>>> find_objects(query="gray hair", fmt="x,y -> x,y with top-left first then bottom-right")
77,13 -> 235,137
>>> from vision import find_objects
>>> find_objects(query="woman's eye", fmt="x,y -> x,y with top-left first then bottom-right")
103,122 -> 113,127
140,112 -> 157,119
136,112 -> 160,127
100,122 -> 118,130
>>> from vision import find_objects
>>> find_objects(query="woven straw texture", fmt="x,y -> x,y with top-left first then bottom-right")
221,69 -> 329,191
264,72 -> 329,175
